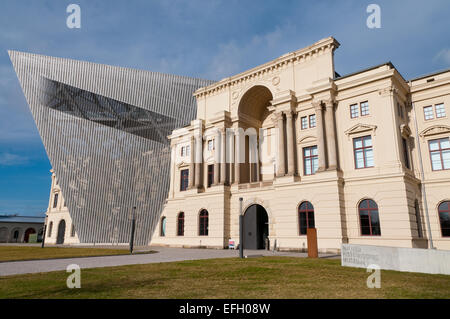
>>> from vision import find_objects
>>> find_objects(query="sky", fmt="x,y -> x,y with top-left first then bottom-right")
0,0 -> 449,216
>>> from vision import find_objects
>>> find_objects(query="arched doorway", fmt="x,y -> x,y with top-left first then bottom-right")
243,204 -> 269,249
24,228 -> 36,243
10,228 -> 21,243
0,227 -> 8,243
56,220 -> 66,244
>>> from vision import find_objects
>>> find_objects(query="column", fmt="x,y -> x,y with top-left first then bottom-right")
220,128 -> 227,184
194,134 -> 203,188
234,129 -> 241,184
213,129 -> 220,185
324,100 -> 338,170
285,110 -> 295,175
313,101 -> 326,171
188,136 -> 195,188
275,112 -> 286,176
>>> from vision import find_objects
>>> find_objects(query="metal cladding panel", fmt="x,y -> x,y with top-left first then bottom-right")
9,51 -> 214,245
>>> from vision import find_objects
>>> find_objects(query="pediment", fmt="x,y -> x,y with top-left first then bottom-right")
344,123 -> 377,137
419,125 -> 450,138
297,135 -> 317,144
176,161 -> 189,168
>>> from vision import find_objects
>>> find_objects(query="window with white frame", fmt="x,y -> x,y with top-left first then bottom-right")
301,116 -> 308,130
424,106 -> 434,120
350,104 -> 359,118
435,103 -> 446,118
309,114 -> 316,128
207,139 -> 214,151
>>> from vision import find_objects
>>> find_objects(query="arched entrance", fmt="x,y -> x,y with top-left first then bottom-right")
243,204 -> 269,249
10,228 -> 21,243
56,220 -> 66,244
24,228 -> 36,243
237,85 -> 274,183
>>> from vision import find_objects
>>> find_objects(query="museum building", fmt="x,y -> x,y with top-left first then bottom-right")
41,37 -> 450,252
150,37 -> 450,252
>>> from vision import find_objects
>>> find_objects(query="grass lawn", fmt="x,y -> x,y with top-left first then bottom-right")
0,257 -> 449,298
0,246 -> 144,262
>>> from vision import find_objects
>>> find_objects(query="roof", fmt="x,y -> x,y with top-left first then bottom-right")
0,215 -> 45,224
408,67 -> 450,82
333,62 -> 394,81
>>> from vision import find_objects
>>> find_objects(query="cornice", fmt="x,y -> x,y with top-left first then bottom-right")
194,37 -> 340,99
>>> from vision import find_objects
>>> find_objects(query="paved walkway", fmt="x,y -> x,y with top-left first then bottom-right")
0,246 -> 339,277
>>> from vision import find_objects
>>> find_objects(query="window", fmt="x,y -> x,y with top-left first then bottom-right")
71,224 -> 75,237
402,138 -> 410,169
359,199 -> 381,236
309,114 -> 316,128
303,146 -> 318,175
207,140 -> 214,151
353,136 -> 374,169
177,212 -> 185,236
199,210 -> 209,236
160,217 -> 166,237
53,193 -> 59,208
301,116 -> 308,130
181,145 -> 190,157
435,103 -> 446,118
298,201 -> 315,235
350,104 -> 359,118
424,106 -> 434,120
207,165 -> 214,187
48,222 -> 53,238
180,169 -> 189,191
429,138 -> 450,171
438,201 -> 450,237
360,101 -> 369,116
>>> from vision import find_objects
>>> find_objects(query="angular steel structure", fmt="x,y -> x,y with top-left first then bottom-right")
9,51 -> 214,245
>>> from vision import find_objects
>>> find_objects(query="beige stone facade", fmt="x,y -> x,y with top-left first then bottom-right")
150,37 -> 450,253
44,170 -> 80,245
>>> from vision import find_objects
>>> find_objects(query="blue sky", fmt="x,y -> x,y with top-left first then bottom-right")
0,0 -> 449,216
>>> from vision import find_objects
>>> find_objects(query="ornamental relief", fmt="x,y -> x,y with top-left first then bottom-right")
419,125 -> 450,139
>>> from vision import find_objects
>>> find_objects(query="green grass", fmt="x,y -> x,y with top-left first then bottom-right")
0,246 -> 144,262
1,257 -> 449,298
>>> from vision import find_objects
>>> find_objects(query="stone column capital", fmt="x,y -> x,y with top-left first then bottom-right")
312,100 -> 324,112
322,98 -> 336,110
283,110 -> 294,118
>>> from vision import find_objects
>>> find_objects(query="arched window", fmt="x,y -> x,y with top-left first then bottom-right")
160,217 -> 166,237
359,199 -> 381,236
438,201 -> 450,237
298,201 -> 315,235
48,222 -> 53,238
177,212 -> 185,236
199,210 -> 209,236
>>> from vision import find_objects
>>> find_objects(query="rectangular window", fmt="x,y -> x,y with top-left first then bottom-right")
309,114 -> 316,128
53,193 -> 59,208
353,136 -> 374,169
180,169 -> 189,191
207,140 -> 214,151
180,146 -> 185,157
186,145 -> 190,156
301,116 -> 308,129
429,138 -> 450,171
402,138 -> 410,169
303,146 -> 318,175
350,104 -> 359,118
360,101 -> 369,116
207,165 -> 214,187
435,103 -> 446,118
424,106 -> 434,120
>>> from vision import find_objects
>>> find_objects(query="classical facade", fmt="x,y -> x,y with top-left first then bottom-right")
151,37 -> 450,252
44,170 -> 80,245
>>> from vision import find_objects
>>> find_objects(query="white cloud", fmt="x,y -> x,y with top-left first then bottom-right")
434,48 -> 450,65
0,152 -> 28,166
